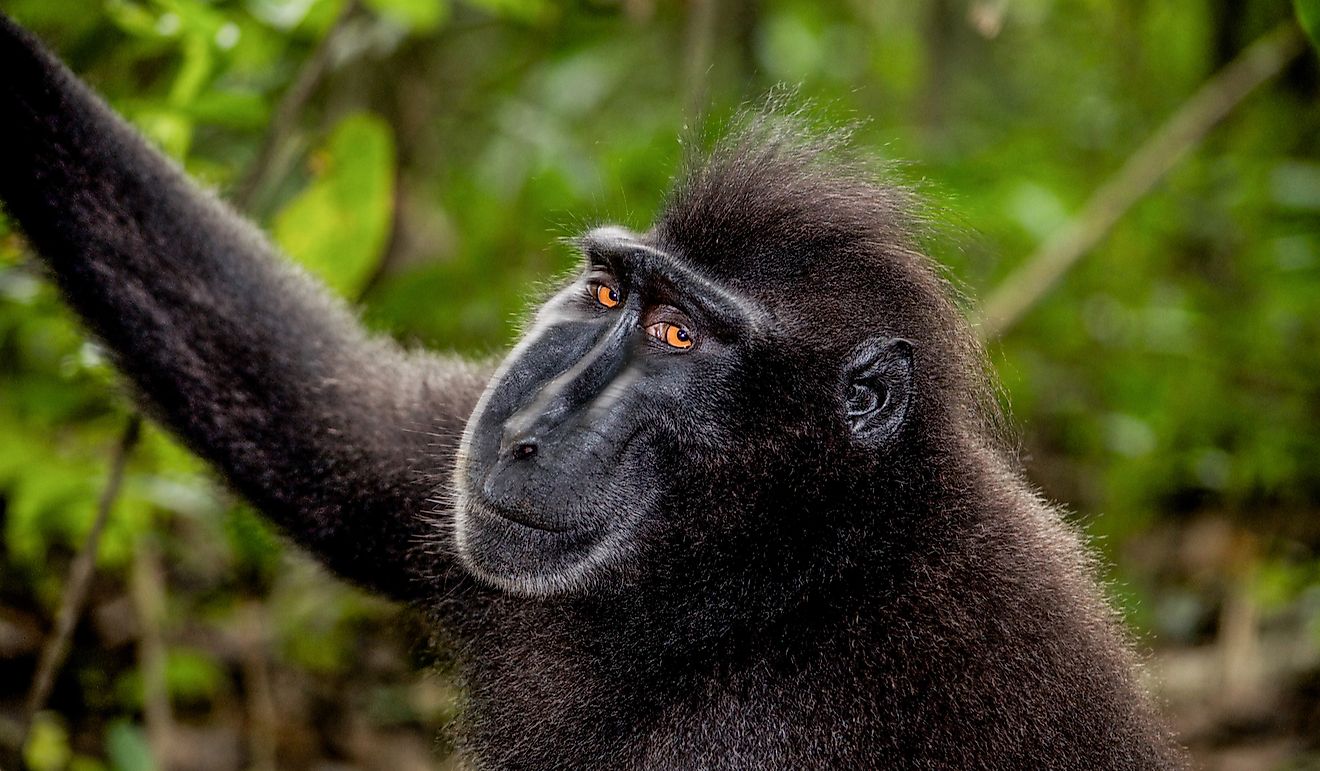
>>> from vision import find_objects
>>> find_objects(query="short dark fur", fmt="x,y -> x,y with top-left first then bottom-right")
0,16 -> 1187,769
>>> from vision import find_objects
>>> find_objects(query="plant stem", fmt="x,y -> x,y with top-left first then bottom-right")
14,416 -> 142,753
978,22 -> 1304,340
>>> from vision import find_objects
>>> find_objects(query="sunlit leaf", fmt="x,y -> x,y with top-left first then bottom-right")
273,114 -> 396,299
249,0 -> 324,30
69,755 -> 109,771
105,722 -> 156,771
177,90 -> 270,129
1295,0 -> 1320,50
365,0 -> 449,32
462,0 -> 553,24
23,713 -> 72,771
114,647 -> 228,707
224,504 -> 285,581
103,0 -> 164,38
130,109 -> 194,161
169,33 -> 215,107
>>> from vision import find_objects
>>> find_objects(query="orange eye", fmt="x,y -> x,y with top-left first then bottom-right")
648,322 -> 694,350
593,283 -> 620,308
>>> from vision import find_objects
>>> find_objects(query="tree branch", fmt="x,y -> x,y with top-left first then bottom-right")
16,416 -> 141,748
978,22 -> 1304,340
683,0 -> 719,120
131,536 -> 175,765
232,0 -> 363,213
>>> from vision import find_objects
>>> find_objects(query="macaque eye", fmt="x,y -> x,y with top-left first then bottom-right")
592,282 -> 621,308
647,322 -> 694,350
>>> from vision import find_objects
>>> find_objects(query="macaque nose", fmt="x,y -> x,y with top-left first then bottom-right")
510,438 -> 538,461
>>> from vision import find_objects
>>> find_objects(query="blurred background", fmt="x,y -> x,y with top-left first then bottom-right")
0,0 -> 1317,769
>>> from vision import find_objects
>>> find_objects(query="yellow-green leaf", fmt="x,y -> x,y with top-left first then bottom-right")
1297,0 -> 1320,51
365,0 -> 449,32
274,114 -> 396,299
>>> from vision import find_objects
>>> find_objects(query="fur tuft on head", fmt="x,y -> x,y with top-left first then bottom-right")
656,105 -> 1006,452
657,107 -> 920,285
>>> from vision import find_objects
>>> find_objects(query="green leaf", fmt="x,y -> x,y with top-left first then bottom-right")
224,504 -> 284,581
104,0 -> 166,38
70,756 -> 109,771
105,722 -> 156,771
23,713 -> 72,771
250,0 -> 339,32
1296,0 -> 1320,50
114,647 -> 227,707
180,90 -> 270,129
365,0 -> 449,32
462,0 -> 553,23
273,114 -> 396,299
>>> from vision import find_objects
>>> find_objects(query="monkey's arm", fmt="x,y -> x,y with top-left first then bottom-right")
0,16 -> 487,600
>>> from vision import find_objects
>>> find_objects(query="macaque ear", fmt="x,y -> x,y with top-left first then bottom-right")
843,338 -> 914,447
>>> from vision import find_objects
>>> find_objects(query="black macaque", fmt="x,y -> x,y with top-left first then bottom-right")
0,15 -> 1187,770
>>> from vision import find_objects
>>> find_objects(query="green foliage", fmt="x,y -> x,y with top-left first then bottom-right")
0,0 -> 1316,766
1297,0 -> 1320,49
365,0 -> 449,32
104,722 -> 155,771
463,0 -> 553,24
113,647 -> 227,708
23,713 -> 72,771
274,114 -> 397,298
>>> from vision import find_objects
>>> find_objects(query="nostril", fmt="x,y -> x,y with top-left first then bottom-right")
511,440 -> 538,460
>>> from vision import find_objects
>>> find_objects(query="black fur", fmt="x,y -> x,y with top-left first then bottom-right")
0,15 -> 485,601
0,15 -> 1188,769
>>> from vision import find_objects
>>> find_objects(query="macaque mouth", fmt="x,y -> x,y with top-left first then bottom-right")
467,494 -> 583,535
